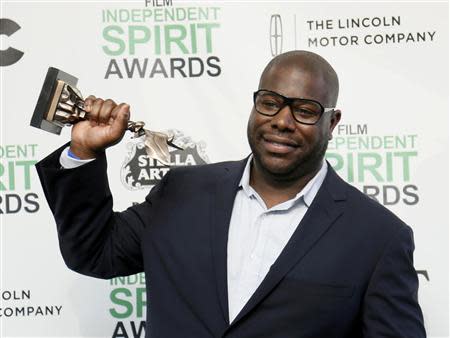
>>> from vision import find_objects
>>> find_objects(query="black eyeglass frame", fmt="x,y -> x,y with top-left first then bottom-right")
253,89 -> 335,125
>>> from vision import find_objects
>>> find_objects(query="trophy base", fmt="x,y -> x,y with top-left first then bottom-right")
30,67 -> 78,135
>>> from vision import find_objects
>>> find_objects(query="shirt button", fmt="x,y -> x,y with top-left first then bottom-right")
250,253 -> 256,259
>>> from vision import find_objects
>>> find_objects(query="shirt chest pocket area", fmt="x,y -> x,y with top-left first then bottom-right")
258,277 -> 358,327
286,277 -> 354,296
266,276 -> 355,310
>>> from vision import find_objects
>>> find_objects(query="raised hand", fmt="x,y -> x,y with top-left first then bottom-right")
69,96 -> 130,159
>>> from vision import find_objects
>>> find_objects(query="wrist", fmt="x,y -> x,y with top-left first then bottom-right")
67,148 -> 81,160
69,143 -> 98,160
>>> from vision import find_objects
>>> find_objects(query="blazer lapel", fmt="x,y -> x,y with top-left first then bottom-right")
210,159 -> 248,325
229,166 -> 348,326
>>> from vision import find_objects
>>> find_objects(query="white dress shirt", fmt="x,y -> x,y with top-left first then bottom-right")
59,147 -> 95,168
60,150 -> 328,323
226,157 -> 327,322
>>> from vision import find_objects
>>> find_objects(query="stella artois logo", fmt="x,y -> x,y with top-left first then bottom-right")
121,129 -> 209,190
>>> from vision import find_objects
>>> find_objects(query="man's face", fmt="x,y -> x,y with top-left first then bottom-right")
247,64 -> 340,179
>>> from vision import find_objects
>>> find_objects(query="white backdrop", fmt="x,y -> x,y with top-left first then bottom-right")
1,0 -> 448,337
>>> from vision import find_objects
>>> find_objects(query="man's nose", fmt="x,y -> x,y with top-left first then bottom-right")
271,105 -> 296,131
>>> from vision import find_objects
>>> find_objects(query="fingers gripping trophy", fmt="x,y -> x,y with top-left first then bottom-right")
30,68 -> 182,165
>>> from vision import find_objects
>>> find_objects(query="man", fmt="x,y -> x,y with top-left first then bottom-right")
37,51 -> 426,337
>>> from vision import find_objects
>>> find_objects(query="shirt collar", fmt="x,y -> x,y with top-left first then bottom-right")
239,155 -> 328,208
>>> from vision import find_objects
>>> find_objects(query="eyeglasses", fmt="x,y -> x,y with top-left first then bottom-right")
253,89 -> 335,125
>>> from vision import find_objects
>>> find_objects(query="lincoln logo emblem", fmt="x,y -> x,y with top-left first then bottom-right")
0,18 -> 24,67
270,14 -> 283,56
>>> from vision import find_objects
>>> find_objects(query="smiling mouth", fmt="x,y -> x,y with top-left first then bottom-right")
262,136 -> 299,153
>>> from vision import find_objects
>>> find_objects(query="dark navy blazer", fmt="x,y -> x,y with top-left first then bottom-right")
36,145 -> 425,338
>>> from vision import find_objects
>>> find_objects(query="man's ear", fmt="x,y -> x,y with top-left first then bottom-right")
328,109 -> 341,140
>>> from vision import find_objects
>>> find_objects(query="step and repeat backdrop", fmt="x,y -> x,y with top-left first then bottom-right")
1,0 -> 448,337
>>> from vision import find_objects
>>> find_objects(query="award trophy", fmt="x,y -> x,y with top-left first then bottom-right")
30,67 -> 181,165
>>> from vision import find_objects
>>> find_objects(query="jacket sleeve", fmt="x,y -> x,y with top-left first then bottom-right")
36,143 -> 169,279
362,224 -> 426,337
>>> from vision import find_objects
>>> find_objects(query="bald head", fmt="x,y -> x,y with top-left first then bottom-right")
259,50 -> 339,107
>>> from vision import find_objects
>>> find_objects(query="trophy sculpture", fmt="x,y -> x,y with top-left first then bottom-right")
30,67 -> 182,165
